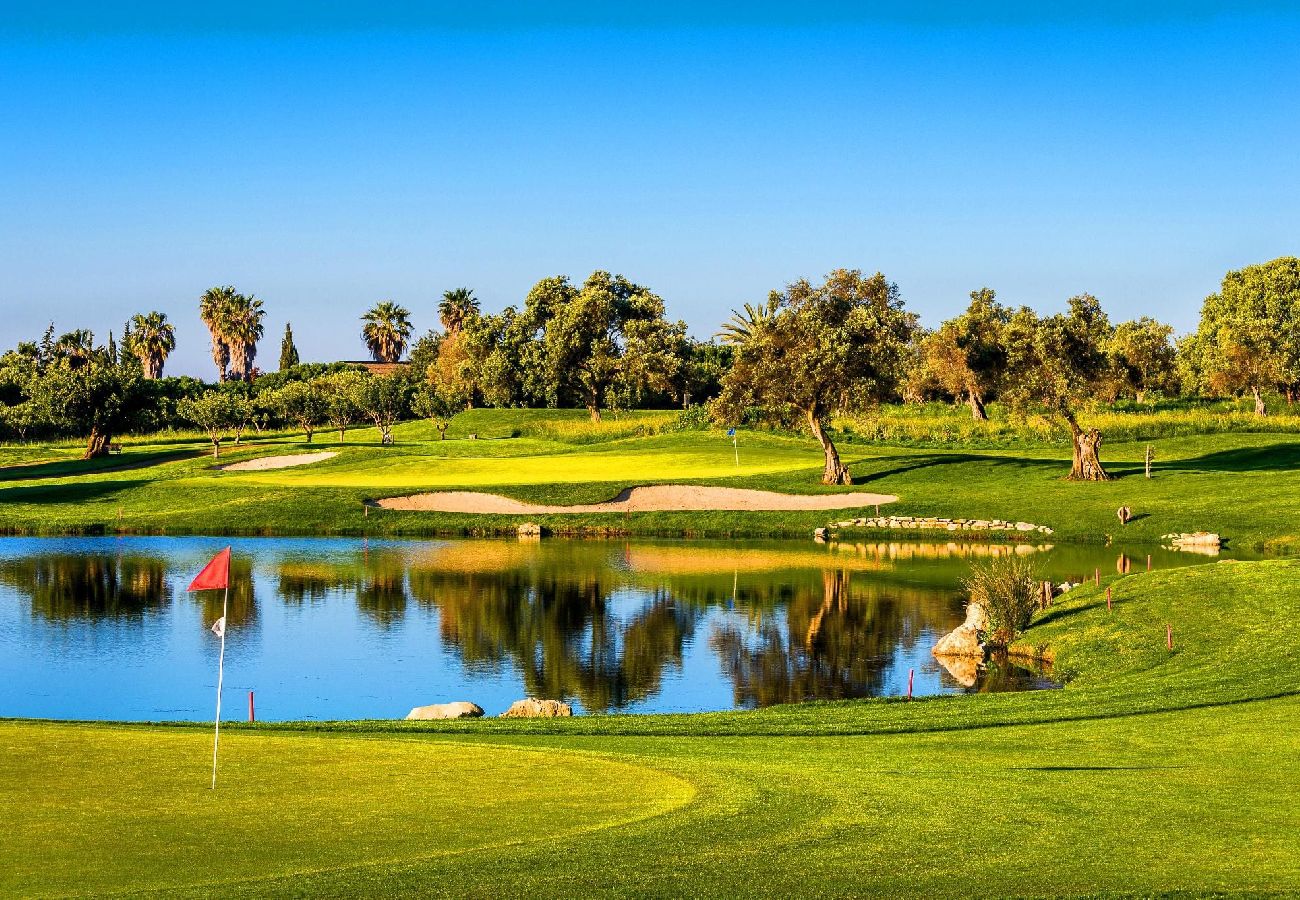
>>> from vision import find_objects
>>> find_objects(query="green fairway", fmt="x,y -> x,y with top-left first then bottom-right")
2,409 -> 1299,549
4,559 -> 1299,896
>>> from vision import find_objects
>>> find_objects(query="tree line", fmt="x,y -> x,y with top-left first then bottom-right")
1,257 -> 1296,480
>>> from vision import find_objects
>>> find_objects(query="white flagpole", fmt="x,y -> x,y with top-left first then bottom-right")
733,433 -> 739,466
211,583 -> 228,790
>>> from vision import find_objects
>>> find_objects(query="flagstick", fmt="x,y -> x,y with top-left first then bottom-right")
211,582 -> 228,790
733,434 -> 739,467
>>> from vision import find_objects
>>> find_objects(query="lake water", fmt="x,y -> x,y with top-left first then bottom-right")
0,536 -> 1232,721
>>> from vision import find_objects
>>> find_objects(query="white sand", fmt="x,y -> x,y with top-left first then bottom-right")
376,484 -> 897,514
221,451 -> 339,472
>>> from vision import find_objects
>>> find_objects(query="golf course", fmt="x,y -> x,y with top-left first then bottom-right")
3,409 -> 1300,896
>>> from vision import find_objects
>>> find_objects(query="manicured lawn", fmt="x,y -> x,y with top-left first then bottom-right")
4,560 -> 1298,896
2,409 -> 1299,549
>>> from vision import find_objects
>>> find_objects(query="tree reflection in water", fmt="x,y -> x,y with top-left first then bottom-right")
0,553 -> 171,622
409,565 -> 695,713
708,569 -> 952,707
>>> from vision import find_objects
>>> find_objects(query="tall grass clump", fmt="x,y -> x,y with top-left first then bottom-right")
963,556 -> 1041,647
839,400 -> 1300,449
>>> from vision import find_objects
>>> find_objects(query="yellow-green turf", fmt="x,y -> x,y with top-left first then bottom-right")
4,560 -> 1299,896
2,409 -> 1300,548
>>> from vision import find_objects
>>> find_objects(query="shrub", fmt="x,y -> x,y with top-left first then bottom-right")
963,556 -> 1041,648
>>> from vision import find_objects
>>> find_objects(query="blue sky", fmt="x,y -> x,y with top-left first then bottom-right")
2,3 -> 1298,377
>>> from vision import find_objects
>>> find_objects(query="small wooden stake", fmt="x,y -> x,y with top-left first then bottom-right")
907,668 -> 914,700
1106,586 -> 1112,610
1146,554 -> 1152,572
1094,567 -> 1100,586
248,691 -> 255,722
1166,624 -> 1173,650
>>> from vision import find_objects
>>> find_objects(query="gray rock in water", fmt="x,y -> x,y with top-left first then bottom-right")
499,698 -> 574,718
405,701 -> 484,720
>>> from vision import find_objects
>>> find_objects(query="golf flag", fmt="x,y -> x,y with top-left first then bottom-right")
187,547 -> 234,790
187,547 -> 231,592
727,428 -> 736,437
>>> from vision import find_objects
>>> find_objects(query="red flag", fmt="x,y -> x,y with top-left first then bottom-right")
188,547 -> 231,592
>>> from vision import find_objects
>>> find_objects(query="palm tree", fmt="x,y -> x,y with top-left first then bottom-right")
718,295 -> 781,345
361,301 -> 413,363
128,311 -> 176,379
53,329 -> 95,368
225,294 -> 266,381
438,288 -> 480,335
199,286 -> 238,381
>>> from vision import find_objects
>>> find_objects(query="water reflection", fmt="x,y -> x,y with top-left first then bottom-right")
0,536 -> 1227,721
0,553 -> 170,621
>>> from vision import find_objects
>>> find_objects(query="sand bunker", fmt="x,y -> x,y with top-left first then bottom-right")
376,484 -> 897,514
221,451 -> 338,472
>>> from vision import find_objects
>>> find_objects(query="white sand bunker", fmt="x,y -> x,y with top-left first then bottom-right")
221,451 -> 339,472
377,484 -> 897,514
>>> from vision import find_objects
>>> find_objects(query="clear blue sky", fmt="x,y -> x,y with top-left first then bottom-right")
2,3 -> 1298,377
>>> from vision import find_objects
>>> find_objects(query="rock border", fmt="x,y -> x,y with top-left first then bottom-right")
823,515 -> 1053,536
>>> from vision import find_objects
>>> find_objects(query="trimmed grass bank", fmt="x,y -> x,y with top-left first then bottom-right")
2,410 -> 1300,548
4,560 -> 1299,896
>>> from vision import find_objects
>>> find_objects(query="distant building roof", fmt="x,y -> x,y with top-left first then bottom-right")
342,360 -> 411,376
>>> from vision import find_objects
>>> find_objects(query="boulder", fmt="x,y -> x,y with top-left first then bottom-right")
932,601 -> 987,659
813,527 -> 829,542
499,698 -> 573,718
405,701 -> 484,720
517,522 -> 543,539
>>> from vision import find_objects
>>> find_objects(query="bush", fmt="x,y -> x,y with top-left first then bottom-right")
963,556 -> 1041,648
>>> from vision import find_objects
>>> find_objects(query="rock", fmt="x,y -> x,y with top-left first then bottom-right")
499,698 -> 574,718
1015,521 -> 1036,532
405,701 -> 484,720
932,601 -> 987,659
813,527 -> 829,542
517,522 -> 543,539
1166,531 -> 1221,556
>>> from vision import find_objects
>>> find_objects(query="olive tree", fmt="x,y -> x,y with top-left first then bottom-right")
715,269 -> 915,485
523,271 -> 683,421
1003,294 -> 1114,480
1107,317 -> 1176,403
178,390 -> 247,458
1191,257 -> 1300,415
268,380 -> 327,443
318,369 -> 366,442
917,287 -> 1010,420
354,373 -> 410,445
25,354 -> 146,458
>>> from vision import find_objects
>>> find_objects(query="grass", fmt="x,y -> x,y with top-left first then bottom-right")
1,408 -> 1299,549
4,559 -> 1299,896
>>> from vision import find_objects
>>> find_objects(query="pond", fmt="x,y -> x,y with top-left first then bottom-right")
0,536 -> 1238,721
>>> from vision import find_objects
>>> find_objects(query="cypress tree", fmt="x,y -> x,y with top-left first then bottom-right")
279,322 -> 300,371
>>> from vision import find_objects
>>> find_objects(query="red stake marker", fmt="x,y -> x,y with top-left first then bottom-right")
248,691 -> 255,723
1106,586 -> 1112,610
907,668 -> 914,700
1166,624 -> 1173,650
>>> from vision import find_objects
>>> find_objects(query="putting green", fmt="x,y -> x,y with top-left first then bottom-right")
0,724 -> 694,897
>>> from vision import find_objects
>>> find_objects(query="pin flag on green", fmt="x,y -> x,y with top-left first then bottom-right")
727,428 -> 738,466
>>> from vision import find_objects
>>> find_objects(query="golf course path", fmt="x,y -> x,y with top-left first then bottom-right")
221,451 -> 339,471
376,484 -> 897,514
